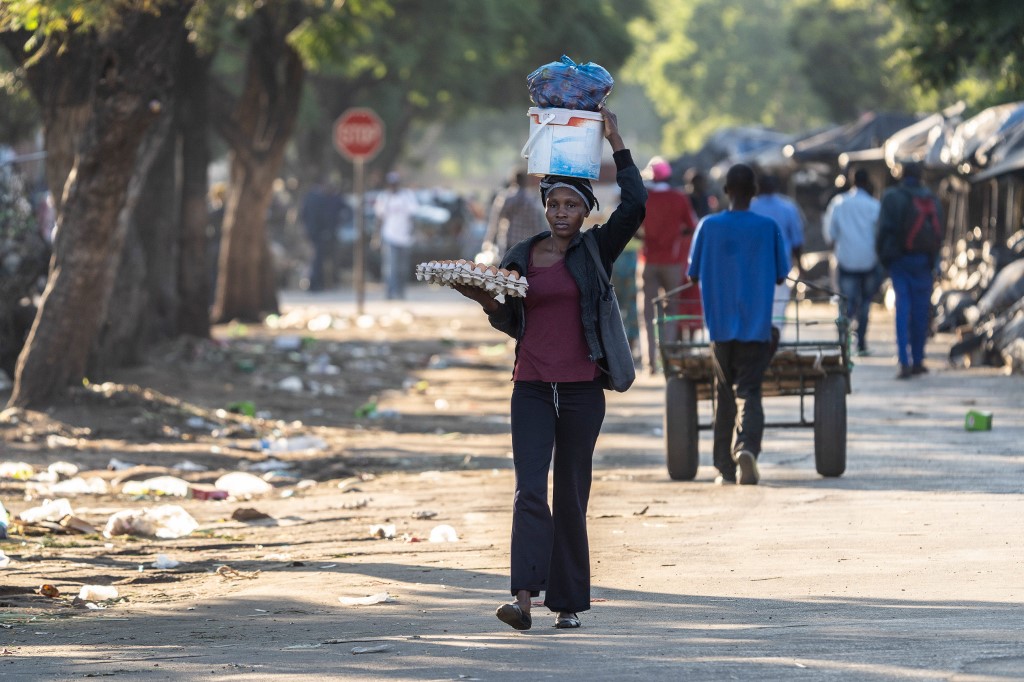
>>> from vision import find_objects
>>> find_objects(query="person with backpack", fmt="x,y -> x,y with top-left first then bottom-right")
876,161 -> 944,379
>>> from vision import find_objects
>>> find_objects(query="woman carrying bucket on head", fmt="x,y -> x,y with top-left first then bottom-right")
452,105 -> 646,630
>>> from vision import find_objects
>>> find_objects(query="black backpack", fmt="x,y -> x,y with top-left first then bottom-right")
900,188 -> 943,257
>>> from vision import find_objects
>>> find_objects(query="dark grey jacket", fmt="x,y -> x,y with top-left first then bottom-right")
486,150 -> 647,388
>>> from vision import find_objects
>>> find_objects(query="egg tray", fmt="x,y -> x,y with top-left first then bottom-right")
415,259 -> 528,301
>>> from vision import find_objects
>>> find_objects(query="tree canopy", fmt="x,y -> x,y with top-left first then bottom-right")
894,0 -> 1024,106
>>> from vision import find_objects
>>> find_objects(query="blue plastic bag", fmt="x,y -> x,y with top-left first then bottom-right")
527,55 -> 614,111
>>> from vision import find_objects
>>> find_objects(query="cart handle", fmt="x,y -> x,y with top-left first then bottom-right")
651,281 -> 694,305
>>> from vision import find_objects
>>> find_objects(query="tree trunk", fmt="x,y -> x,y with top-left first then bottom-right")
93,114 -> 178,374
7,5 -> 192,409
176,40 -> 213,338
210,4 -> 304,323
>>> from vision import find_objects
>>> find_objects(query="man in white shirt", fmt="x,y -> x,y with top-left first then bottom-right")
374,171 -> 419,299
823,169 -> 882,355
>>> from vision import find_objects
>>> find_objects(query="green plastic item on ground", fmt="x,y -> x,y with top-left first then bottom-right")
964,410 -> 993,431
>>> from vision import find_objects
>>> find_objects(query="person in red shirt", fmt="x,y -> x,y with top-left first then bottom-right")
638,159 -> 699,374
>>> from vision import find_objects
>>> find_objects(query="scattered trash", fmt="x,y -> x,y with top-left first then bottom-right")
78,585 -> 119,602
341,498 -> 371,510
188,484 -> 228,501
107,458 -> 136,471
152,554 -> 180,570
338,592 -> 391,606
216,565 -> 261,581
261,436 -> 327,453
411,510 -> 438,520
231,507 -> 273,522
354,400 -> 378,418
121,476 -> 191,498
0,461 -> 33,481
226,401 -> 257,417
0,500 -> 8,539
277,376 -> 304,392
173,460 -> 209,472
633,505 -> 650,516
36,584 -> 59,598
47,461 -> 79,477
103,505 -> 199,539
34,476 -> 109,496
428,524 -> 459,543
370,524 -> 396,539
0,550 -> 9,569
215,472 -> 273,498
59,516 -> 98,534
368,409 -> 400,419
273,335 -> 303,351
965,410 -> 993,431
244,457 -> 290,472
434,398 -> 450,410
19,498 -> 73,524
351,644 -> 391,654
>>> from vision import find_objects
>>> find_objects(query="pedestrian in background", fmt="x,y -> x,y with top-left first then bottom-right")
478,169 -> 547,264
750,174 -> 804,338
452,106 -> 646,631
373,171 -> 419,300
300,180 -> 347,292
688,164 -> 788,485
684,168 -> 718,219
823,169 -> 882,356
876,161 -> 944,378
638,157 -> 699,374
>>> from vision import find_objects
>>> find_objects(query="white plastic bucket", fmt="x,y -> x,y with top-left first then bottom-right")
521,107 -> 604,180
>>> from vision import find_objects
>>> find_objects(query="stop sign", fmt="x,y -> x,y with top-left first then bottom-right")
333,107 -> 385,161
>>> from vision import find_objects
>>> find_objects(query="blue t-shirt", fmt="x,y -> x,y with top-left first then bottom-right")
687,210 -> 789,342
749,193 -> 804,267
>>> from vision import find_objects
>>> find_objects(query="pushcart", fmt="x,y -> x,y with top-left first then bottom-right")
654,279 -> 851,480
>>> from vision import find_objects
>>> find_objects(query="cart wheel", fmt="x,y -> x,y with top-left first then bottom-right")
814,374 -> 847,477
665,377 -> 699,481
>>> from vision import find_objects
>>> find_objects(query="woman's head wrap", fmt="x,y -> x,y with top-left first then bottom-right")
539,175 -> 599,212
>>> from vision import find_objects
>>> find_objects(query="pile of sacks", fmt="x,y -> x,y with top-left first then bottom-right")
415,259 -> 528,301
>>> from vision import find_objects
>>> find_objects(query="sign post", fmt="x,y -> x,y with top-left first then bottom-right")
333,107 -> 385,315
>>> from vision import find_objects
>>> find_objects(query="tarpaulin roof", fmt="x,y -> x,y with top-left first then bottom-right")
786,111 -> 922,163
939,101 -> 1024,172
881,102 -> 965,169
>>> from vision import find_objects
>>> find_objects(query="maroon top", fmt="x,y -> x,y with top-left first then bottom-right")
513,255 -> 600,382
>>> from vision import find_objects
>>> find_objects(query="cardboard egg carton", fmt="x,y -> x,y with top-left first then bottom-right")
415,259 -> 529,301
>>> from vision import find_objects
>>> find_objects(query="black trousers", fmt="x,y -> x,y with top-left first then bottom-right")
710,340 -> 774,477
509,380 -> 605,613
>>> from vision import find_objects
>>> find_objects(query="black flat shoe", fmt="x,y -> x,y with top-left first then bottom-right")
496,603 -> 532,631
554,612 -> 581,629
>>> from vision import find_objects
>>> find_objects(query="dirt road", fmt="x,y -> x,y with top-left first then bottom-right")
1,284 -> 1022,681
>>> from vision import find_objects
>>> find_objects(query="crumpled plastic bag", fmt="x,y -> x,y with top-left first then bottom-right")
527,55 -> 614,111
103,505 -> 198,539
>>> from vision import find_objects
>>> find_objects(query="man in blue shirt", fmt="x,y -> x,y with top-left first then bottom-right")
688,164 -> 789,485
750,174 -> 805,335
